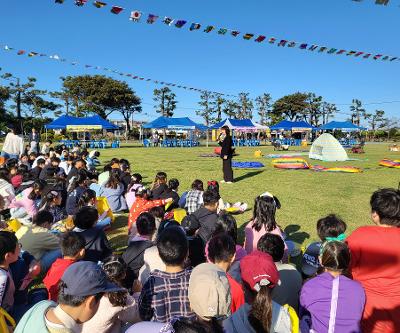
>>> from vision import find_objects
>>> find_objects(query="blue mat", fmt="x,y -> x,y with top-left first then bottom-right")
232,161 -> 265,169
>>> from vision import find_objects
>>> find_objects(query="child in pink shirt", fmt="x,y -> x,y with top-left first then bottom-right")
244,192 -> 288,261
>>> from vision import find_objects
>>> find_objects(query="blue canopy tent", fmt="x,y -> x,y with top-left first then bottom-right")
45,115 -> 119,130
210,119 -> 261,146
269,120 -> 314,131
319,121 -> 366,132
269,120 -> 314,147
142,116 -> 207,147
45,115 -> 120,149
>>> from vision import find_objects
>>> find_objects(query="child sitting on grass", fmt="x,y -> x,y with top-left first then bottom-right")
301,214 -> 347,277
128,187 -> 172,234
244,192 -> 288,261
139,226 -> 195,322
73,206 -> 112,262
151,172 -> 168,200
123,212 -> 156,287
43,231 -> 86,302
182,179 -> 204,214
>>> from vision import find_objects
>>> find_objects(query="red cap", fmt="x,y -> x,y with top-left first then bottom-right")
240,251 -> 279,291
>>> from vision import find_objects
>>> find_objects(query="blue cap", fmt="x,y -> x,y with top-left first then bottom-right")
61,261 -> 123,297
301,242 -> 322,277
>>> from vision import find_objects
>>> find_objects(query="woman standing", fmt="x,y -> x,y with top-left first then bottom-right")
218,126 -> 234,183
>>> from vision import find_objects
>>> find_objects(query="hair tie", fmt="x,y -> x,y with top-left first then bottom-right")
325,233 -> 346,242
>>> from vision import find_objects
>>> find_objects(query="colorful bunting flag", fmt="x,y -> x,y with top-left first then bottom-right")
93,1 -> 106,8
373,54 -> 382,60
130,11 -> 142,22
163,17 -> 174,25
354,51 -> 364,57
111,6 -> 123,14
382,56 -> 389,61
299,43 -> 308,49
347,50 -> 356,56
336,49 -> 346,54
175,20 -> 187,28
278,40 -> 287,47
309,45 -> 318,51
231,31 -> 240,37
204,26 -> 215,33
375,0 -> 389,5
327,48 -> 337,54
390,57 -> 398,61
28,52 -> 38,57
319,46 -> 328,53
75,0 -> 87,6
243,34 -> 254,40
4,46 -> 13,51
255,35 -> 266,43
363,53 -> 371,59
147,14 -> 159,24
218,28 -> 228,35
287,41 -> 296,48
269,38 -> 277,44
189,23 -> 201,31
17,50 -> 25,55
55,0 -> 64,3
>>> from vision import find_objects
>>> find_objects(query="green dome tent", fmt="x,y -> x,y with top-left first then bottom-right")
309,133 -> 348,162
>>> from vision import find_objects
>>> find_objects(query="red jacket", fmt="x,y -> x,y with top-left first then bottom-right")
128,197 -> 166,231
43,258 -> 76,301
227,273 -> 245,314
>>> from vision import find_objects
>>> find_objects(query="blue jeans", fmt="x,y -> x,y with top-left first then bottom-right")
96,217 -> 111,229
40,249 -> 62,273
1,151 -> 18,160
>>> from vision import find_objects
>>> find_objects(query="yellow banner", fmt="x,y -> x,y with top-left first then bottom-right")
66,125 -> 102,132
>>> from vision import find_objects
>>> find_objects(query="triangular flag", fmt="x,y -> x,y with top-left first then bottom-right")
130,11 -> 142,22
309,45 -> 318,51
55,0 -> 64,3
93,1 -> 106,8
269,38 -> 277,44
4,46 -> 13,51
28,52 -> 38,57
255,35 -> 266,43
363,53 -> 371,59
390,57 -> 398,61
373,54 -> 382,60
318,46 -> 327,53
110,6 -> 123,14
327,48 -> 337,54
278,40 -> 288,47
204,26 -> 215,33
175,20 -> 187,28
231,31 -> 240,37
299,43 -> 308,49
382,56 -> 389,61
147,14 -> 159,24
354,52 -> 364,57
336,49 -> 346,55
190,23 -> 201,31
218,28 -> 228,35
287,41 -> 296,48
346,50 -> 356,56
375,0 -> 389,5
75,0 -> 87,6
163,17 -> 174,25
243,34 -> 254,40
50,54 -> 60,60
17,50 -> 25,55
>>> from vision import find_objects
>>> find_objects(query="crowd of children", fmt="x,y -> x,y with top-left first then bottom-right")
0,137 -> 399,333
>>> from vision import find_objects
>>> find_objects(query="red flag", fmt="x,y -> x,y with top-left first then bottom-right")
255,35 -> 266,43
111,6 -> 123,14
17,50 -> 25,55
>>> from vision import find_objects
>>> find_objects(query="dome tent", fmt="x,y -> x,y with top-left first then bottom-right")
309,133 -> 348,162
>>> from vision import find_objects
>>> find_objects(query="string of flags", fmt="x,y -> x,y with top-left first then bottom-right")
52,0 -> 400,63
0,43 -> 236,97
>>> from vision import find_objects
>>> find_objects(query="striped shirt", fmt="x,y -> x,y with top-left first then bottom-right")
138,268 -> 195,323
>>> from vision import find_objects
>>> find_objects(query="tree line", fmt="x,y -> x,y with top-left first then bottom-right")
0,71 -> 396,135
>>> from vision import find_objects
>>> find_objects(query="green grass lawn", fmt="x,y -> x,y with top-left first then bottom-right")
102,143 -> 399,251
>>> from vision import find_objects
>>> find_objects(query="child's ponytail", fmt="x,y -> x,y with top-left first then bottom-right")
249,285 -> 273,333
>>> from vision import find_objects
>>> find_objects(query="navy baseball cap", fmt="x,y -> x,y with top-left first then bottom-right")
61,261 -> 123,297
301,242 -> 322,277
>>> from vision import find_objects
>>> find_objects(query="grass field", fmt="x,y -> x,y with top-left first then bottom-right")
102,143 -> 399,251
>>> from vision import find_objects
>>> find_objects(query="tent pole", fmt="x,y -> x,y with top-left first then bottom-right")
46,128 -> 48,140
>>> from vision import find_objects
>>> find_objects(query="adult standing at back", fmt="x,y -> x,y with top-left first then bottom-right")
347,188 -> 400,333
28,127 -> 40,154
1,125 -> 24,160
218,125 -> 234,184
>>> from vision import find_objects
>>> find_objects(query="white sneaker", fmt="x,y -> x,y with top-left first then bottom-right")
226,181 -> 233,184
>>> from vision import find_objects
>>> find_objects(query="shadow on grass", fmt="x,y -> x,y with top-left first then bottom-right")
284,224 -> 310,245
234,170 -> 264,183
108,214 -> 129,252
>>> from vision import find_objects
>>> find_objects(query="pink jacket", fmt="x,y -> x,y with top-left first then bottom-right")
9,188 -> 38,217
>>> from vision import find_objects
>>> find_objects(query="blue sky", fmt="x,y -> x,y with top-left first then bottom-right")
0,0 -> 399,124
